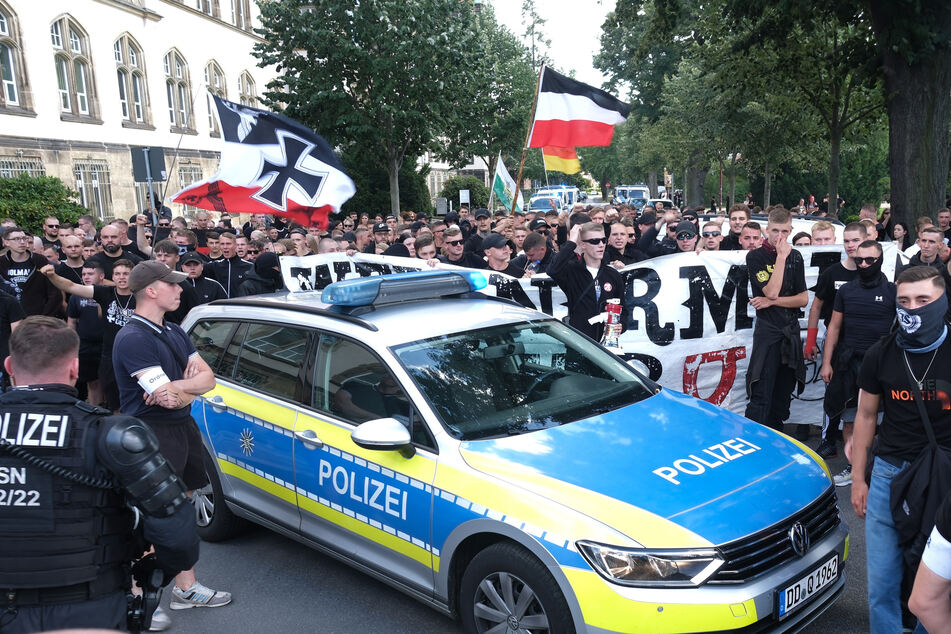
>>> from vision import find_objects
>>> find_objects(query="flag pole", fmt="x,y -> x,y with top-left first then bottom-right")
543,149 -> 550,187
510,65 -> 545,217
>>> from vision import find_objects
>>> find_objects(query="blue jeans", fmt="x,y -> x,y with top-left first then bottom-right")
866,456 -> 918,634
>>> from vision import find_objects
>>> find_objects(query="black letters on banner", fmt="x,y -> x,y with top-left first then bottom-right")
289,267 -> 315,291
678,265 -> 753,339
530,277 -> 556,316
623,268 -> 675,345
313,264 -> 333,289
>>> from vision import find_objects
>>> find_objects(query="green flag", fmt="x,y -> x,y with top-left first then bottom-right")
491,153 -> 524,212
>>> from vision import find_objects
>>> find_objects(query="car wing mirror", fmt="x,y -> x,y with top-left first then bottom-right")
351,417 -> 415,458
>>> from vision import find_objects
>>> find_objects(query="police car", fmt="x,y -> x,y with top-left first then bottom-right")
183,271 -> 848,633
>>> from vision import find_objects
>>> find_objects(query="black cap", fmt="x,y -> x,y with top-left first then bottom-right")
675,220 -> 698,237
638,212 -> 656,225
372,222 -> 389,233
481,233 -> 508,250
529,218 -> 549,231
445,211 -> 459,223
474,208 -> 490,219
180,251 -> 204,265
410,220 -> 426,233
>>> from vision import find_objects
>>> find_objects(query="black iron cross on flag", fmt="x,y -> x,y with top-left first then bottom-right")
254,131 -> 327,210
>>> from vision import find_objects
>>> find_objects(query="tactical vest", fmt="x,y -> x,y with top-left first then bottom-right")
0,396 -> 135,592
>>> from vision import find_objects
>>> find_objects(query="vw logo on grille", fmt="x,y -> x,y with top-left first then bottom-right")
788,521 -> 810,557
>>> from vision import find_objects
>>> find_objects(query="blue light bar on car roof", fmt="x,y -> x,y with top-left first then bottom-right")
321,270 -> 488,307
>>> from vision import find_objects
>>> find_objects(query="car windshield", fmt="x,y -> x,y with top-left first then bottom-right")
530,197 -> 558,210
391,319 -> 654,441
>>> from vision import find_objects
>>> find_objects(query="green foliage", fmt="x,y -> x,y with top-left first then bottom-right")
254,0 -> 484,214
340,149 -> 432,217
0,174 -> 86,233
439,176 -> 489,209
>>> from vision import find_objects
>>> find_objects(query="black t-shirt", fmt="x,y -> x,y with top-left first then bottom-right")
0,293 -> 25,361
813,262 -> 858,326
86,251 -> 143,280
936,490 -> 951,540
91,285 -> 136,354
439,252 -> 487,269
833,276 -> 896,351
746,247 -> 807,328
858,335 -> 951,462
67,294 -> 104,343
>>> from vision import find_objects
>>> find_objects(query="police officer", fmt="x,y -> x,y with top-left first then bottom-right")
0,316 -> 199,633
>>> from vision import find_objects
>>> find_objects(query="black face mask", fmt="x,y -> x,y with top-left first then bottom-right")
896,294 -> 949,351
857,259 -> 882,286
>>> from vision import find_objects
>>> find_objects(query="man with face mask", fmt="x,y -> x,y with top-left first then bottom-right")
851,265 -> 951,634
819,240 -> 896,488
236,252 -> 285,297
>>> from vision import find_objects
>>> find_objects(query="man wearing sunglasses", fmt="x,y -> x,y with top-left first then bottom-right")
548,222 -> 625,341
819,240 -> 895,489
40,216 -> 62,255
745,207 -> 808,433
437,226 -> 485,269
636,210 -> 680,258
699,221 -> 723,251
673,220 -> 699,253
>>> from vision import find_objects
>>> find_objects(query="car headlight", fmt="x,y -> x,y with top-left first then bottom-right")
576,541 -> 724,587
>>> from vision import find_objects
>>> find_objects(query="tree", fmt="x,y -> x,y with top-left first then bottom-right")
439,5 -> 537,183
254,0 -> 483,216
439,176 -> 489,209
520,0 -> 551,68
340,149 -> 433,217
721,0 -> 951,227
0,174 -> 86,233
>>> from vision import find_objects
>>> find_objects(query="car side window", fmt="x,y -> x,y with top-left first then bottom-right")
226,322 -> 311,402
189,320 -> 236,373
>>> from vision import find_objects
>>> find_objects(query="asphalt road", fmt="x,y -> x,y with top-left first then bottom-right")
156,449 -> 869,634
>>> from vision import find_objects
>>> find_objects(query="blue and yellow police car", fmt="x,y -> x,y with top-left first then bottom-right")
183,270 -> 848,633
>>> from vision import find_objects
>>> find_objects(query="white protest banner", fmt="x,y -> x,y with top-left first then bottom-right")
279,244 -> 900,424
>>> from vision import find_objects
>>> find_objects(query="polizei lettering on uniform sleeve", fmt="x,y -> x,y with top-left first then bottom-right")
318,459 -> 407,520
652,437 -> 762,485
0,413 -> 70,448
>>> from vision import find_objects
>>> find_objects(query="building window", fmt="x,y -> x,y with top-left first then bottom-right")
51,16 -> 96,119
115,34 -> 149,125
0,3 -> 28,110
238,71 -> 255,107
204,61 -> 226,136
164,49 -> 192,131
0,156 -> 45,178
178,164 -> 203,212
231,0 -> 250,31
74,160 -> 112,220
198,0 -> 219,18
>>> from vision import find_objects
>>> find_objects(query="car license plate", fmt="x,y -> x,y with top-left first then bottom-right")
776,555 -> 838,619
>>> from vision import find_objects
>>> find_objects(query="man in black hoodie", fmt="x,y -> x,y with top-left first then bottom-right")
548,222 -> 625,341
237,252 -> 285,296
180,252 -> 227,304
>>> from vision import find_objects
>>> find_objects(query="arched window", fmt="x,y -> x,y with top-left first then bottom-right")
164,49 -> 193,131
115,34 -> 149,126
238,71 -> 256,107
0,3 -> 29,111
204,60 -> 226,136
51,15 -> 96,119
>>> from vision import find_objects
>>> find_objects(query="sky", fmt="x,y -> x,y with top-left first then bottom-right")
488,0 -> 616,88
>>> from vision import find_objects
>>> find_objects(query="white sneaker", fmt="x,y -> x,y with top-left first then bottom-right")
169,582 -> 232,609
148,606 -> 171,631
833,465 -> 852,487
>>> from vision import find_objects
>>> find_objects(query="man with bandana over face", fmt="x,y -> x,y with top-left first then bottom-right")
819,240 -> 896,488
852,265 -> 951,633
236,252 -> 285,297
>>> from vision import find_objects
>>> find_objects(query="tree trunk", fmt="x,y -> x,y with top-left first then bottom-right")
763,162 -> 771,208
867,4 -> 951,231
729,154 -> 737,209
387,155 -> 401,216
686,153 -> 708,208
647,171 -> 658,197
828,127 -> 841,220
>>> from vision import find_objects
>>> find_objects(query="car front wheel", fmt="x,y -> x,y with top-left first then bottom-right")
193,449 -> 246,541
460,542 -> 574,634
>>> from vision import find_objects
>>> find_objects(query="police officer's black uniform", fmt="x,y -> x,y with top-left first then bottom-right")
0,384 -> 199,633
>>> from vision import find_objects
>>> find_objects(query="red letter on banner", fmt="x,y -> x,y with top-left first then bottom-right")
682,347 -> 747,405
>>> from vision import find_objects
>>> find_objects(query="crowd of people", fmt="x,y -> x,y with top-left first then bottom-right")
3,194 -> 951,632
